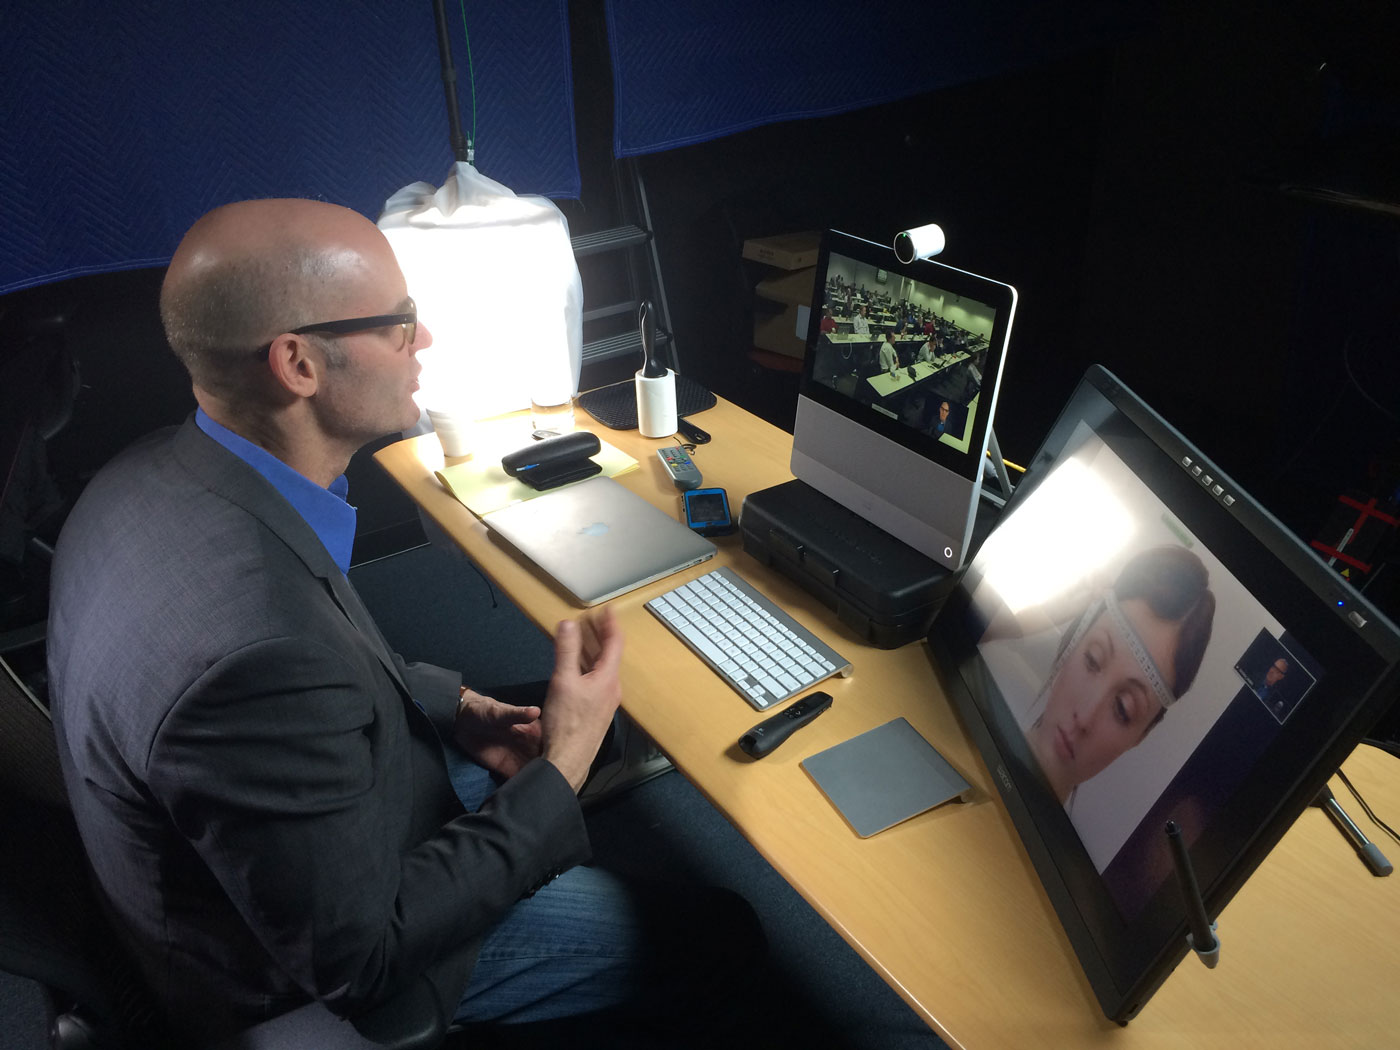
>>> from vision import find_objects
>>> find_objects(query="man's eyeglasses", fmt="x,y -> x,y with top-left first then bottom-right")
255,298 -> 416,359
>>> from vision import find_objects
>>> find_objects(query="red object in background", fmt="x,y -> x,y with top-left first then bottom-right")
1311,493 -> 1399,578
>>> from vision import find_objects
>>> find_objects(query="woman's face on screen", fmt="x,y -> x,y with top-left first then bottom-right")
1028,598 -> 1179,802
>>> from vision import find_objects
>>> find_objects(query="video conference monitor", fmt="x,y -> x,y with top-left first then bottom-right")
928,365 -> 1400,1022
791,229 -> 1017,571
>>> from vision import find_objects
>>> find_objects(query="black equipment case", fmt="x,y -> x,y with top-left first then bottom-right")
740,480 -> 996,649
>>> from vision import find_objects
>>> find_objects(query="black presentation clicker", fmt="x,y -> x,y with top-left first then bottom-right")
739,691 -> 833,757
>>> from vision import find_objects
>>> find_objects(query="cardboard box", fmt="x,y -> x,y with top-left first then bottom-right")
753,266 -> 817,359
742,231 -> 821,270
755,266 -> 818,308
753,306 -> 808,359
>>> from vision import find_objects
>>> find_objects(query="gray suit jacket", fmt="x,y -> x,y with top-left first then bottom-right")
48,417 -> 589,1042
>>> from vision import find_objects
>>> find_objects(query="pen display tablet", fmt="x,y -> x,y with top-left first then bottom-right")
929,365 -> 1400,1022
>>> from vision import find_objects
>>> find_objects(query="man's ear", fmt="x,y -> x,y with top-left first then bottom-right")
263,333 -> 321,399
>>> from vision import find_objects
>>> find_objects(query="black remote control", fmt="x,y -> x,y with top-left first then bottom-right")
738,691 -> 833,757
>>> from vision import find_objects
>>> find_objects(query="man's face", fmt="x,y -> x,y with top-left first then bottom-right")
939,401 -> 950,422
312,238 -> 431,443
1265,660 -> 1287,687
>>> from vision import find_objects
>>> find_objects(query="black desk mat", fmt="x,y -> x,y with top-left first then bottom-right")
578,375 -> 717,430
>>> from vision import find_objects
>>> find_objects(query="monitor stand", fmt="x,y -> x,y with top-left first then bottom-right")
1313,782 -> 1394,876
984,428 -> 1015,503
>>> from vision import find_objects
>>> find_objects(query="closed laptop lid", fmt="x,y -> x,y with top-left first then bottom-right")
483,476 -> 716,606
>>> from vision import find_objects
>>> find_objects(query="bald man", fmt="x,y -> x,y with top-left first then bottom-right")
1261,656 -> 1291,714
47,199 -> 755,1043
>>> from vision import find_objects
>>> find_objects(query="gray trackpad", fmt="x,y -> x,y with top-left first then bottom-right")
801,717 -> 972,838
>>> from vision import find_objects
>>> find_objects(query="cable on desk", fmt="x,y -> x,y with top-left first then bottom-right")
1363,737 -> 1400,760
468,560 -> 499,610
1338,742 -> 1400,847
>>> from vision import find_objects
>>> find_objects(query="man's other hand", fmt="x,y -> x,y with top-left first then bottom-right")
541,607 -> 624,792
453,692 -> 543,779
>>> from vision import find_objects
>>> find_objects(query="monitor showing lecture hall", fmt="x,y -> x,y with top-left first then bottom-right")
792,230 -> 1017,571
929,364 -> 1400,1023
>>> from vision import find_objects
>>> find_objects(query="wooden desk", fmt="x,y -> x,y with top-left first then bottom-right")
375,398 -> 1400,1050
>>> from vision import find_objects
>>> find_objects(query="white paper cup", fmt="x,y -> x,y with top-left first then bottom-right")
530,398 -> 576,437
425,409 -> 473,458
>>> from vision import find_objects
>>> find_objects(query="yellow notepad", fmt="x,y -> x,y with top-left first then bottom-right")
434,417 -> 638,518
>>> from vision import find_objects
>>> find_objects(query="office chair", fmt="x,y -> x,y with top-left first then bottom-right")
0,656 -> 455,1050
0,655 -> 173,1049
0,312 -> 77,646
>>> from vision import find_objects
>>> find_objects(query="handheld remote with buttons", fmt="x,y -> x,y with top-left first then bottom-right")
739,691 -> 833,757
657,445 -> 704,490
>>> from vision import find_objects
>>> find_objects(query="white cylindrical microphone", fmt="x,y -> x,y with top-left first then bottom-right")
892,223 -> 946,264
635,369 -> 678,438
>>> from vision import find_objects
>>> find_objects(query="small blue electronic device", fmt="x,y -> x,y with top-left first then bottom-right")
682,487 -> 735,537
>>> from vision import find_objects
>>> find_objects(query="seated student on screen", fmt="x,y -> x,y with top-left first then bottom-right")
876,332 -> 899,376
852,304 -> 870,336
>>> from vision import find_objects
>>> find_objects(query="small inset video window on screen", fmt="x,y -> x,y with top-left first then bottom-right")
1234,630 -> 1317,724
897,394 -> 970,442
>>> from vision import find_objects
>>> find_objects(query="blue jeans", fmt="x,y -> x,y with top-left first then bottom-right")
445,754 -> 765,1034
448,757 -> 645,1024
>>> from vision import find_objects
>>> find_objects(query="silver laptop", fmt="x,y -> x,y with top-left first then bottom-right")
484,476 -> 716,606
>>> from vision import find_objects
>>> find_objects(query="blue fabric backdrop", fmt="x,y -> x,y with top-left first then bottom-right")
0,0 -> 578,294
605,0 -> 1154,157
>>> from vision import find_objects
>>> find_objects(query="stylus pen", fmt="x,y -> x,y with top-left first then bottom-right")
1165,820 -> 1220,968
1315,785 -> 1394,877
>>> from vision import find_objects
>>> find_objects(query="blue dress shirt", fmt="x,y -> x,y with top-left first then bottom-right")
195,408 -> 357,574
